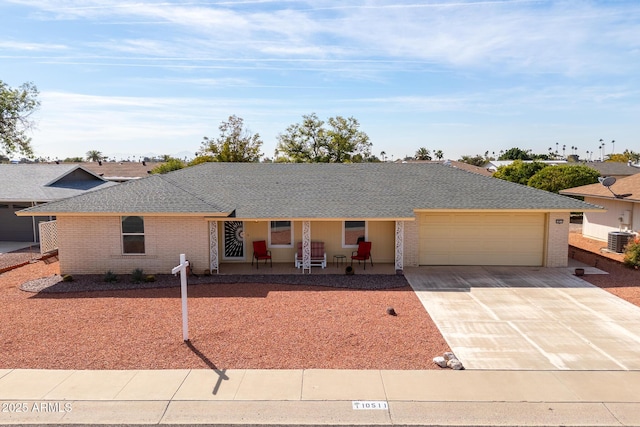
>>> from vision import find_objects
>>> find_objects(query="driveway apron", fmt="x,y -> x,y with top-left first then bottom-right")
405,266 -> 640,370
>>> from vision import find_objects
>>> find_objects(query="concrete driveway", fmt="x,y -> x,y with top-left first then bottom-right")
405,264 -> 640,370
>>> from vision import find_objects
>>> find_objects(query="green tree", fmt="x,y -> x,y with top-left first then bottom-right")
199,115 -> 263,162
0,80 -> 40,157
188,155 -> 216,166
415,147 -> 431,160
622,149 -> 640,163
150,157 -> 185,174
62,157 -> 84,162
458,154 -> 486,167
86,150 -> 104,162
493,160 -> 549,185
527,165 -> 600,193
434,150 -> 444,160
498,147 -> 533,161
276,113 -> 327,162
276,113 -> 371,163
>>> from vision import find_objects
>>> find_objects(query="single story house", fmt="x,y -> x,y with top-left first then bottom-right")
560,173 -> 639,242
0,164 -> 116,242
17,162 -> 602,275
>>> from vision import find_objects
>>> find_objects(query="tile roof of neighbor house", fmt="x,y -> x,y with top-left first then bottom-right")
0,164 -> 117,203
18,162 -> 603,219
560,173 -> 640,203
74,161 -> 163,181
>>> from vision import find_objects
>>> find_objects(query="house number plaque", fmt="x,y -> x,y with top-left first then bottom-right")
352,401 -> 388,410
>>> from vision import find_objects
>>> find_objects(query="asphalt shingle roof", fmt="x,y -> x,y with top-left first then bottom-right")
19,162 -> 602,218
561,173 -> 640,203
0,164 -> 116,203
581,161 -> 640,177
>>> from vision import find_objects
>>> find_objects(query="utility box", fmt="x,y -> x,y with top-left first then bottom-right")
608,231 -> 633,253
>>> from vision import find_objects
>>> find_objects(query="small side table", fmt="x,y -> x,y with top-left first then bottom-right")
333,254 -> 346,268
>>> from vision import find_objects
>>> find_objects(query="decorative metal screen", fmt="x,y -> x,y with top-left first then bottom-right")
209,221 -> 219,273
224,221 -> 244,258
395,221 -> 404,271
302,221 -> 311,273
39,220 -> 58,254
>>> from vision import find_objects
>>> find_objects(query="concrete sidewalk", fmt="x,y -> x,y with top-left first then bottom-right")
1,369 -> 639,426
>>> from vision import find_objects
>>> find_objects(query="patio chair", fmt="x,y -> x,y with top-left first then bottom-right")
252,240 -> 272,269
351,241 -> 373,270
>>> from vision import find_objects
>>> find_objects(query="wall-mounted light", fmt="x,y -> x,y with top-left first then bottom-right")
556,219 -> 564,224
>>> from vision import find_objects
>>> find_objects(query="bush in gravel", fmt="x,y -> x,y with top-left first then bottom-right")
144,274 -> 156,283
130,268 -> 145,284
623,237 -> 640,269
62,274 -> 73,282
103,271 -> 118,283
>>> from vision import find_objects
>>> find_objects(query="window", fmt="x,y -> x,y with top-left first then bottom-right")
269,220 -> 293,247
343,221 -> 366,247
122,216 -> 145,254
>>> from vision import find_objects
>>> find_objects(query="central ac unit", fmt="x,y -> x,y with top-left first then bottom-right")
608,231 -> 633,253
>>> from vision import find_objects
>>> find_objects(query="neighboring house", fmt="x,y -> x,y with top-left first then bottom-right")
400,160 -> 493,177
17,163 -> 602,275
0,164 -> 116,242
580,161 -> 640,180
76,161 -> 163,182
560,174 -> 640,242
484,160 -> 568,173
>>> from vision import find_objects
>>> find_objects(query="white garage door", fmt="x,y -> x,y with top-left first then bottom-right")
419,213 -> 545,266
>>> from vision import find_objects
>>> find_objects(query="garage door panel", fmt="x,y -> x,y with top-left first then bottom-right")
419,213 -> 545,266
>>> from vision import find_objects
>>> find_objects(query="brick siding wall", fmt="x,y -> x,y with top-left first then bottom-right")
545,212 -> 570,267
58,216 -> 210,275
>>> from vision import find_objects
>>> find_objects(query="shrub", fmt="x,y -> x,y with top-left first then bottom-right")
62,274 -> 73,282
144,275 -> 156,283
623,237 -> 640,269
103,271 -> 118,283
131,268 -> 145,284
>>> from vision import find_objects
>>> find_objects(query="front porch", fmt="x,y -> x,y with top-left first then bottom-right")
212,261 -> 398,275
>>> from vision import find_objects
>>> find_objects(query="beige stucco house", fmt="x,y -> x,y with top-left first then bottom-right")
561,173 -> 639,242
18,162 -> 602,275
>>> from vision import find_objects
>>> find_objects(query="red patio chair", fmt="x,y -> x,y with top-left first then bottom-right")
252,240 -> 272,269
351,241 -> 373,270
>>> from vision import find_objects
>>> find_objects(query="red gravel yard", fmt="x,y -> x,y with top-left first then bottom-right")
1,260 -> 449,370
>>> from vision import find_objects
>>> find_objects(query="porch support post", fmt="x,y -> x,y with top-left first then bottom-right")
209,221 -> 219,274
302,220 -> 311,273
395,221 -> 404,272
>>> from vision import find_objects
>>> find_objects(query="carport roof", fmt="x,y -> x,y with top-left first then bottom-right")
18,162 -> 603,219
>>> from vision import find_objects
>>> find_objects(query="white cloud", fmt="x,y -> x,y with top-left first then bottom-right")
0,40 -> 68,51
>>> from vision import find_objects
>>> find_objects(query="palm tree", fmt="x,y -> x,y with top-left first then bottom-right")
434,150 -> 444,160
85,150 -> 103,162
380,151 -> 386,162
415,147 -> 431,161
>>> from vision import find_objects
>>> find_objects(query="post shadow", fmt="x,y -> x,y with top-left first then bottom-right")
185,340 -> 229,395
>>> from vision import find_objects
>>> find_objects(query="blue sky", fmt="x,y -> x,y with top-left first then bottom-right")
2,0 -> 639,162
